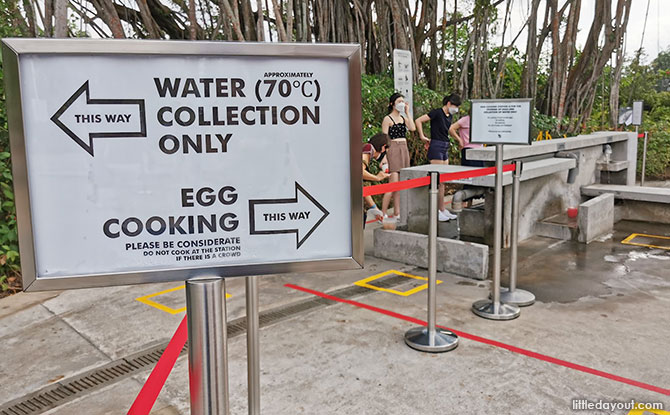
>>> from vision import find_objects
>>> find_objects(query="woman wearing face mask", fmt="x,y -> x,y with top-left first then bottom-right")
381,92 -> 416,218
415,93 -> 462,221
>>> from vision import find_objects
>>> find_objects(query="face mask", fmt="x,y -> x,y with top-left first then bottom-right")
448,106 -> 459,115
395,102 -> 406,113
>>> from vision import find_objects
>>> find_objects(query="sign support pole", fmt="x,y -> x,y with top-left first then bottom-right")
186,277 -> 230,415
404,171 -> 458,352
500,160 -> 535,306
641,131 -> 648,186
472,144 -> 520,320
246,276 -> 261,415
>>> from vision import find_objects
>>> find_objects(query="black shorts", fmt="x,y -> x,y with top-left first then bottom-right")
427,140 -> 449,161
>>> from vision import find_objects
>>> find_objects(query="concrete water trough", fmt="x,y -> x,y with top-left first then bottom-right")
373,131 -> 655,279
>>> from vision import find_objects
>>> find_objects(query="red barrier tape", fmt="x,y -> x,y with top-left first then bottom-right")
128,316 -> 188,415
285,283 -> 670,396
638,133 -> 645,139
363,164 -> 515,197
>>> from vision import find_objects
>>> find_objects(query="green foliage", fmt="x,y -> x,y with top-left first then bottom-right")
0,4 -> 26,292
653,47 -> 670,72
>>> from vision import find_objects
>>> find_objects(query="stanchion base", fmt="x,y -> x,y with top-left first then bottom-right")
404,326 -> 459,353
471,299 -> 520,320
498,287 -> 535,306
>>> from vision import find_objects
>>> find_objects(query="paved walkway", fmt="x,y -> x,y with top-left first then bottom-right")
1,220 -> 669,414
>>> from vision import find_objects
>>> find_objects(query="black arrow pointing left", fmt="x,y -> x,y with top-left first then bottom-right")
51,81 -> 147,156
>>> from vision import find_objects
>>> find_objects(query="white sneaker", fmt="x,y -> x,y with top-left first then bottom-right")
439,210 -> 457,221
438,210 -> 451,222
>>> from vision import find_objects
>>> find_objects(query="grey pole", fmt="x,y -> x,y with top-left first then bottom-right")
641,131 -> 648,186
472,144 -> 520,320
635,126 -> 639,185
186,277 -> 230,415
404,171 -> 458,352
246,276 -> 261,415
500,160 -> 535,306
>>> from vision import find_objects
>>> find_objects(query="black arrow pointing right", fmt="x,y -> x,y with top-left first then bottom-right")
249,182 -> 329,249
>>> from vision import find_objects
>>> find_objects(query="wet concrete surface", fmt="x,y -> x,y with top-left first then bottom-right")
1,219 -> 669,414
501,220 -> 670,303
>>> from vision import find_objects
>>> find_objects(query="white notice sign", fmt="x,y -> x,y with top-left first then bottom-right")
470,99 -> 532,145
393,49 -> 413,118
2,40 -> 363,291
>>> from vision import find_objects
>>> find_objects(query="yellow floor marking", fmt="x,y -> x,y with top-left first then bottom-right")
354,269 -> 441,297
136,285 -> 231,314
621,233 -> 670,250
627,403 -> 670,415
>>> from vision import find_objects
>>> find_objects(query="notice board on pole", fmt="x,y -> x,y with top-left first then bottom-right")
470,98 -> 532,145
2,39 -> 363,291
392,49 -> 413,118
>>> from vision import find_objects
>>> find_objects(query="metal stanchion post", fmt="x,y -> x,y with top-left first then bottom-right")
500,160 -> 535,306
472,144 -> 520,320
186,277 -> 230,415
404,171 -> 458,352
641,131 -> 648,186
246,276 -> 260,415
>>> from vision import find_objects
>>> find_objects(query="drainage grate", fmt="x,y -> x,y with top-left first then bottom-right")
0,273 -> 413,414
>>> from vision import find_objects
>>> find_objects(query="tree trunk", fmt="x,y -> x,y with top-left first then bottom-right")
188,0 -> 197,39
452,0 -> 458,91
608,0 -> 632,128
285,0 -> 293,41
239,0 -> 256,41
90,0 -> 125,38
137,0 -> 161,38
53,0 -> 67,37
44,0 -> 53,36
562,0 -> 631,133
220,0 -> 245,40
270,0 -> 287,41
255,0 -> 265,40
22,0 -> 37,36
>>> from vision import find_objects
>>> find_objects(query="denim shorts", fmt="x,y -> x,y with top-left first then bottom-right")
427,140 -> 449,161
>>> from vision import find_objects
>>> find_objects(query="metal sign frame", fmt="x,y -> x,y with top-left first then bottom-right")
2,39 -> 364,291
469,98 -> 532,145
632,100 -> 643,126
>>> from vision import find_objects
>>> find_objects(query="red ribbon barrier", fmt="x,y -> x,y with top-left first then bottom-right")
363,164 -> 515,197
638,133 -> 645,138
128,316 -> 188,415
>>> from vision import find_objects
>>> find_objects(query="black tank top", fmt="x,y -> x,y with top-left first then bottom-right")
387,115 -> 407,139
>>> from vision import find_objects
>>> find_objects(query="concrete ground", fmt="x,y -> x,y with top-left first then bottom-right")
1,219 -> 669,414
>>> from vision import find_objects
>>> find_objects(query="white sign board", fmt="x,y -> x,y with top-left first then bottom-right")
618,107 -> 633,126
632,101 -> 643,126
393,49 -> 413,118
2,39 -> 363,291
470,99 -> 532,145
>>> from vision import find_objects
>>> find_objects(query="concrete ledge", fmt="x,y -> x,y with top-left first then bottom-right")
578,193 -> 614,243
535,220 -> 574,241
466,131 -> 631,161
596,160 -> 629,172
614,200 -> 670,225
582,184 -> 670,204
373,229 -> 488,280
